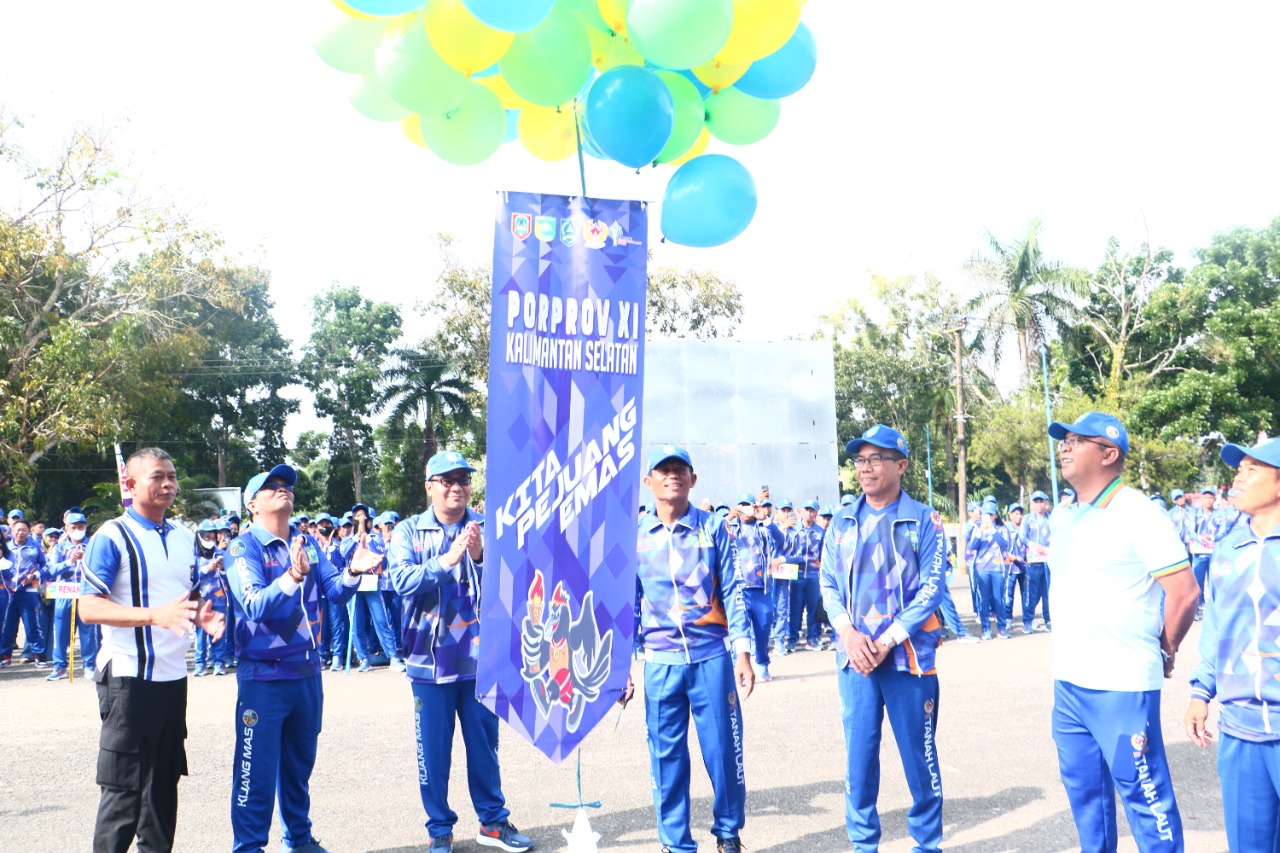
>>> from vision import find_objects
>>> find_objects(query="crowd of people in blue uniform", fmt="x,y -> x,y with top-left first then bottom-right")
1,416 -> 1278,853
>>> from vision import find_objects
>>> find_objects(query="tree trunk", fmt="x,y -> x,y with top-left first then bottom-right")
942,416 -> 957,511
422,412 -> 438,477
217,431 -> 228,488
345,425 -> 363,502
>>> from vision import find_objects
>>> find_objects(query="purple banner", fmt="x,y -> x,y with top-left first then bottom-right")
480,191 -> 646,763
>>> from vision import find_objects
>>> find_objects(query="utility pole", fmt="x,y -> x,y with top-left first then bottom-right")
943,317 -> 968,577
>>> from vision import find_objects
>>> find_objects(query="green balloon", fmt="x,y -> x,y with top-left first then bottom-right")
561,0 -> 612,34
704,87 -> 780,145
627,0 -> 732,70
654,71 -> 705,164
374,13 -> 468,115
348,71 -> 410,122
315,15 -> 386,74
499,8 -> 591,107
420,82 -> 506,165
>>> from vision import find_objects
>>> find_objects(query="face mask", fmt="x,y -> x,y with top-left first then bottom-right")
68,529 -> 86,542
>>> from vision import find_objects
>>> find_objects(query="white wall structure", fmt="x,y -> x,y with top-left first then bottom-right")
639,339 -> 840,509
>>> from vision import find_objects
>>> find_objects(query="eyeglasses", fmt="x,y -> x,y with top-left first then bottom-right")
1057,436 -> 1110,453
258,481 -> 295,495
430,475 -> 472,488
852,454 -> 900,469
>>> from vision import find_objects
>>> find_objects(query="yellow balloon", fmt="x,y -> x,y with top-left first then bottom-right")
518,105 -> 578,161
424,0 -> 515,76
716,0 -> 803,65
666,127 -> 710,167
692,59 -> 750,92
476,74 -> 534,110
596,0 -> 628,34
400,114 -> 429,148
587,26 -> 642,71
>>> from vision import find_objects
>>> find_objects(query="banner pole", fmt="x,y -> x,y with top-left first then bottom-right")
69,597 -> 77,683
573,103 -> 588,199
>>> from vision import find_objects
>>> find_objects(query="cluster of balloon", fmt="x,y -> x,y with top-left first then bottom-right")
316,0 -> 817,247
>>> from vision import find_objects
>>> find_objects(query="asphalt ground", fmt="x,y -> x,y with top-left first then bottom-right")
0,597 -> 1228,853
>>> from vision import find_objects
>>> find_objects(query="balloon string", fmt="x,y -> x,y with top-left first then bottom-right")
573,102 -> 588,200
550,747 -> 599,809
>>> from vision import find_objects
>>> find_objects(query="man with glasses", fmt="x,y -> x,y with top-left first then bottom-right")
225,463 -> 378,853
821,424 -> 946,853
386,451 -> 533,853
1047,413 -> 1200,853
1185,436 -> 1280,851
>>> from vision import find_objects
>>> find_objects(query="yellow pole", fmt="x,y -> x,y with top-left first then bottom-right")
69,596 -> 77,683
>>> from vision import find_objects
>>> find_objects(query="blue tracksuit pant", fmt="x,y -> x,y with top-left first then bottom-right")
837,666 -> 943,852
1192,555 -> 1211,606
974,571 -> 1008,634
1025,562 -> 1051,627
3,591 -> 45,657
383,590 -> 403,656
1003,571 -> 1028,628
770,579 -> 791,647
52,598 -> 99,672
742,587 -> 773,666
644,652 -> 746,852
232,674 -> 324,853
326,599 -> 350,664
194,617 -> 229,669
788,575 -> 822,648
352,589 -> 399,663
1052,681 -> 1182,853
409,679 -> 509,840
936,585 -> 973,638
1218,733 -> 1280,853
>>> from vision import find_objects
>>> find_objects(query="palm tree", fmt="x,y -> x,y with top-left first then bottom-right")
379,347 -> 475,473
966,219 -> 1087,387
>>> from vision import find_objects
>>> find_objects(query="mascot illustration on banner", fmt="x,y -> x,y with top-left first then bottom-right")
520,569 -> 613,732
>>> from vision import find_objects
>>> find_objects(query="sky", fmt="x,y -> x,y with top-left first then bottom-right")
3,1 -> 1279,440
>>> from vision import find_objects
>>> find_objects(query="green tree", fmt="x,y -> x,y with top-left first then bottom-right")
966,219 -> 1087,387
379,347 -> 474,473
646,266 -> 743,339
300,284 -> 401,502
0,121 -> 239,495
375,421 -> 429,516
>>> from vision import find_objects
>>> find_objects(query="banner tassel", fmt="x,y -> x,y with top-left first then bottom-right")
549,749 -> 601,810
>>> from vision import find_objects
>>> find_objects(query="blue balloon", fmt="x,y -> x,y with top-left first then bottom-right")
661,154 -> 757,248
461,0 -> 555,33
343,0 -> 426,15
584,66 -> 674,169
578,122 -> 609,160
735,22 -> 817,100
503,109 -> 520,143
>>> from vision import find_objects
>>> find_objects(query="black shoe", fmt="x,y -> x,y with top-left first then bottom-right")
717,838 -> 743,853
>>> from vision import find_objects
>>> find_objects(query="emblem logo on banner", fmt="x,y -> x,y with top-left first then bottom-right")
482,191 -> 647,763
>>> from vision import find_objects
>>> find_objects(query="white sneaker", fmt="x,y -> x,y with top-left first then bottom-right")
956,635 -> 980,644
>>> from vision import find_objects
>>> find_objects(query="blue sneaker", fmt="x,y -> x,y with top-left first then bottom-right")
392,657 -> 407,672
357,660 -> 371,673
476,820 -> 533,852
281,838 -> 332,853
428,834 -> 453,853
45,669 -> 68,681
193,667 -> 207,677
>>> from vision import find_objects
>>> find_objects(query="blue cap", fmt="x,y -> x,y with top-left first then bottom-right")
63,505 -> 83,518
1201,487 -> 1216,496
1008,503 -> 1024,513
1030,490 -> 1049,502
339,512 -> 353,526
778,499 -> 793,510
841,493 -> 855,506
1049,411 -> 1129,455
802,499 -> 820,511
845,423 -> 909,458
244,463 -> 296,506
1060,487 -> 1075,497
7,509 -> 22,520
1221,437 -> 1280,470
227,513 -> 240,523
315,513 -> 332,524
350,503 -> 373,516
759,497 -> 774,507
1150,494 -> 1167,506
386,510 -> 400,522
297,513 -> 310,522
1169,489 -> 1184,500
214,518 -> 231,532
820,505 -> 835,516
647,443 -> 693,471
967,501 -> 979,510
64,512 -> 87,524
981,498 -> 999,514
426,450 -> 476,479
198,519 -> 218,533
736,492 -> 755,506
714,502 -> 730,512
44,527 -> 62,537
